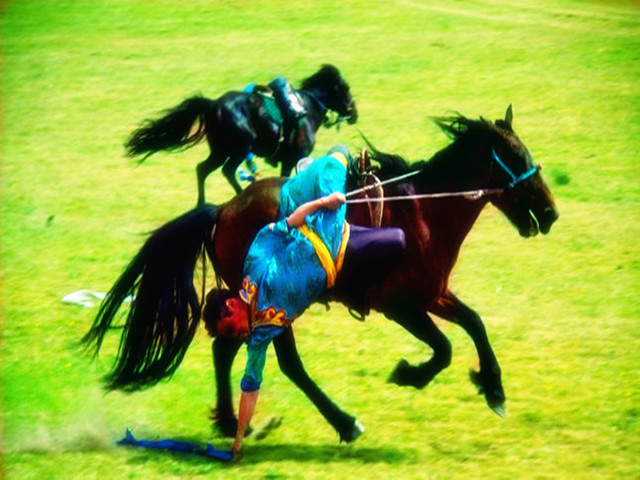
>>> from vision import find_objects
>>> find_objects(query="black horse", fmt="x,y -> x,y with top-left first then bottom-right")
125,64 -> 357,203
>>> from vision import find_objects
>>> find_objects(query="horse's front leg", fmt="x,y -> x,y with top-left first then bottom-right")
211,336 -> 245,437
384,302 -> 452,390
273,327 -> 364,443
430,290 -> 506,416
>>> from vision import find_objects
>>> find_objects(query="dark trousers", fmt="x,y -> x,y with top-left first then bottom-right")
337,225 -> 406,302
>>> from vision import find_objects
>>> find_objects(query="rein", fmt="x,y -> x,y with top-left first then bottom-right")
345,170 -> 422,198
345,170 -> 502,203
346,189 -> 503,204
303,91 -> 329,115
303,90 -> 352,127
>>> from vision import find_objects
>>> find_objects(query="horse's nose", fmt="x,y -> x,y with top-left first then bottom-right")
539,206 -> 559,234
348,104 -> 358,124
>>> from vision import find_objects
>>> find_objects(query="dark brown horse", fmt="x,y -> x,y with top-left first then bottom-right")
125,64 -> 357,203
83,106 -> 558,443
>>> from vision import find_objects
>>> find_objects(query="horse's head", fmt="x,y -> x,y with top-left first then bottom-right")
301,64 -> 358,125
484,105 -> 559,237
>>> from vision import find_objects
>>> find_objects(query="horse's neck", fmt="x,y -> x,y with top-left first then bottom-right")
421,140 -> 488,192
299,88 -> 327,129
389,140 -> 490,267
422,195 -> 487,248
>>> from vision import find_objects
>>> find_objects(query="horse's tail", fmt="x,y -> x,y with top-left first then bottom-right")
81,204 -> 220,392
124,95 -> 216,160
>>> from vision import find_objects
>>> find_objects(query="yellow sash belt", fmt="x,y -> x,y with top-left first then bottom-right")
297,222 -> 350,288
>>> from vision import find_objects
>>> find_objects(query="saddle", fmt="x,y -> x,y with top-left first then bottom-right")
347,148 -> 384,228
250,86 -> 284,125
249,82 -> 306,127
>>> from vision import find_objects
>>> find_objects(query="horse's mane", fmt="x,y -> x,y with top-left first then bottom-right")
431,113 -> 493,141
366,143 -> 424,180
300,64 -> 342,90
365,114 -> 495,181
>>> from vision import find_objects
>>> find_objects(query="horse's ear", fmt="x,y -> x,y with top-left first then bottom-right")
505,104 -> 513,127
495,105 -> 514,131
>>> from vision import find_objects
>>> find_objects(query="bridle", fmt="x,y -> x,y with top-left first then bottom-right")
490,147 -> 540,189
303,86 -> 355,127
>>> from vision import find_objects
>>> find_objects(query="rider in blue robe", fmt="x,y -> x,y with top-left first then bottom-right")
222,145 -> 406,458
239,148 -> 351,394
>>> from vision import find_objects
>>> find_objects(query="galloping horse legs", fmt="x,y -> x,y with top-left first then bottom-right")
430,290 -> 506,416
385,303 -> 452,390
273,327 -> 363,443
211,329 -> 363,443
195,148 -> 248,203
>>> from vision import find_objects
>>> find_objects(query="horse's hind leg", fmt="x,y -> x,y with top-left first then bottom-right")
210,336 -> 246,437
196,153 -> 223,205
197,149 -> 246,200
384,303 -> 452,390
430,290 -> 505,416
273,328 -> 364,443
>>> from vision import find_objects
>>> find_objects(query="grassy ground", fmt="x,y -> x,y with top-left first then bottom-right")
2,0 -> 639,478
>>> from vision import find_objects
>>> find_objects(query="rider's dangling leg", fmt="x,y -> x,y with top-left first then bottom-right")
336,225 -> 406,317
269,76 -> 306,124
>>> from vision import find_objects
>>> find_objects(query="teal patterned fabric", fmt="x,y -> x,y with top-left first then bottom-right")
241,153 -> 348,325
278,152 -> 348,259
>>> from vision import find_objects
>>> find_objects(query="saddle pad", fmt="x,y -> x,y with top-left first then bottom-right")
256,92 -> 283,125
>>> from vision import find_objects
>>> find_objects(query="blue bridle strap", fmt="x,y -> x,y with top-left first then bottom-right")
492,148 -> 539,188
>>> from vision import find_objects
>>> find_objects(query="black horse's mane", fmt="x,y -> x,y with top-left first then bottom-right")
432,113 -> 495,141
366,114 -> 495,181
366,144 -> 421,179
300,64 -> 342,90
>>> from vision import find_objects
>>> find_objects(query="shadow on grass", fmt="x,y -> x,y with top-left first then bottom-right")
122,442 -> 415,466
241,443 -> 415,465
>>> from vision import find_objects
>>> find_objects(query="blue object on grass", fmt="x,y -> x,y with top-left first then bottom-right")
237,168 -> 255,183
117,429 -> 233,462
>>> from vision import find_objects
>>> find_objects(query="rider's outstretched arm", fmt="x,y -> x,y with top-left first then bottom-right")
286,192 -> 346,228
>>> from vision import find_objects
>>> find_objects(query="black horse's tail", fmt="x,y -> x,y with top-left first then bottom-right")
125,95 -> 216,160
81,204 -> 219,392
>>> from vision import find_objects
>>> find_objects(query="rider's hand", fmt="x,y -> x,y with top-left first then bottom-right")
322,192 -> 346,210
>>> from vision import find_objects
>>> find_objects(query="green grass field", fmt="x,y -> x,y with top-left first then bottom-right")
2,0 -> 639,478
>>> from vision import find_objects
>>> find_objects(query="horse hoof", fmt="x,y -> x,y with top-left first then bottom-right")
491,403 -> 507,418
210,412 -> 253,438
388,359 -> 411,386
469,368 -> 506,415
389,359 -> 429,389
210,413 -> 238,438
340,420 -> 365,443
